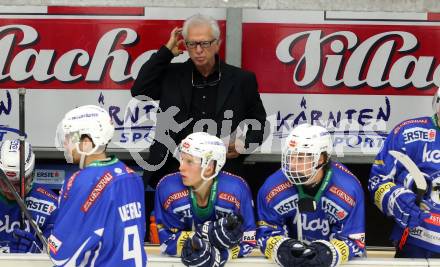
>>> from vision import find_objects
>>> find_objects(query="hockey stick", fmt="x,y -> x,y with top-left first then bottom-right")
18,88 -> 26,227
0,168 -> 48,253
296,211 -> 303,242
389,150 -> 428,251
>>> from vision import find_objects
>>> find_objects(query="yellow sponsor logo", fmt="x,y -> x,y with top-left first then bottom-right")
374,159 -> 384,165
176,231 -> 194,256
374,182 -> 395,211
169,227 -> 179,233
230,245 -> 240,259
331,239 -> 349,263
264,236 -> 283,260
257,220 -> 277,229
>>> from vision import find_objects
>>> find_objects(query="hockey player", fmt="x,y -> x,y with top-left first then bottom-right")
0,139 -> 58,253
257,124 -> 365,267
154,132 -> 256,267
368,89 -> 440,258
48,105 -> 147,266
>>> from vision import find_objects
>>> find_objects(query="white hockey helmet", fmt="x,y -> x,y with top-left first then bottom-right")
432,87 -> 440,115
282,124 -> 332,185
56,105 -> 114,165
0,139 -> 35,196
179,132 -> 226,180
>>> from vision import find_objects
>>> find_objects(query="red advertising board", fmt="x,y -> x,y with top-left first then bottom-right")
0,17 -> 225,90
0,8 -> 436,156
243,21 -> 440,96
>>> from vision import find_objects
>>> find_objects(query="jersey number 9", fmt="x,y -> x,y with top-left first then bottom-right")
123,225 -> 143,266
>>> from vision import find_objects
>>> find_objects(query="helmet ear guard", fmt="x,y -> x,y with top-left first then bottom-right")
281,124 -> 332,185
178,132 -> 226,180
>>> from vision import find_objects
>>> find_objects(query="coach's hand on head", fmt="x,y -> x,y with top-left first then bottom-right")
166,27 -> 184,57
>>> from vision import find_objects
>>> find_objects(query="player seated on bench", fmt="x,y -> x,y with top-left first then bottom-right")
154,132 -> 256,267
257,124 -> 366,267
0,139 -> 58,253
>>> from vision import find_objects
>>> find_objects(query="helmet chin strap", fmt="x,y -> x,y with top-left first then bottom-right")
304,167 -> 322,186
201,165 -> 216,181
192,162 -> 216,192
74,143 -> 101,169
79,153 -> 86,169
304,161 -> 327,186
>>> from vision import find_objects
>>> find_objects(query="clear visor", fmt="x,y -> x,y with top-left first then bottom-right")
54,122 -> 80,163
282,151 -> 319,185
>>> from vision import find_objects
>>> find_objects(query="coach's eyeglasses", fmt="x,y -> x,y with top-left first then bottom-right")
185,39 -> 218,49
192,61 -> 221,89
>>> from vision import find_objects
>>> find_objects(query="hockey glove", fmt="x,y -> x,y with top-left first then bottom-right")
10,228 -> 40,253
181,234 -> 224,267
302,240 -> 339,267
388,187 -> 430,229
200,213 -> 243,249
274,238 -> 310,267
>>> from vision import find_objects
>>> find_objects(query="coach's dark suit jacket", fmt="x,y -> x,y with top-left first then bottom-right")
131,46 -> 267,181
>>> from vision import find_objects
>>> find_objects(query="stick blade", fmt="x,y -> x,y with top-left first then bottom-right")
389,150 -> 428,192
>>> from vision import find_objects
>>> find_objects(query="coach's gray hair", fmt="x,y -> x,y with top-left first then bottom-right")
182,14 -> 220,40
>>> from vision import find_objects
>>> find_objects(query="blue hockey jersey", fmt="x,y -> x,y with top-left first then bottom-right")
48,157 -> 147,267
154,171 -> 256,261
369,116 -> 440,253
257,162 -> 365,265
0,184 -> 58,253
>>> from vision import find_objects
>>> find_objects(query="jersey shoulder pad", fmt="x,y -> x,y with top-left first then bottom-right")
157,172 -> 180,187
218,171 -> 251,191
156,173 -> 186,198
259,169 -> 295,204
328,164 -> 363,207
31,184 -> 58,202
392,116 -> 432,135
